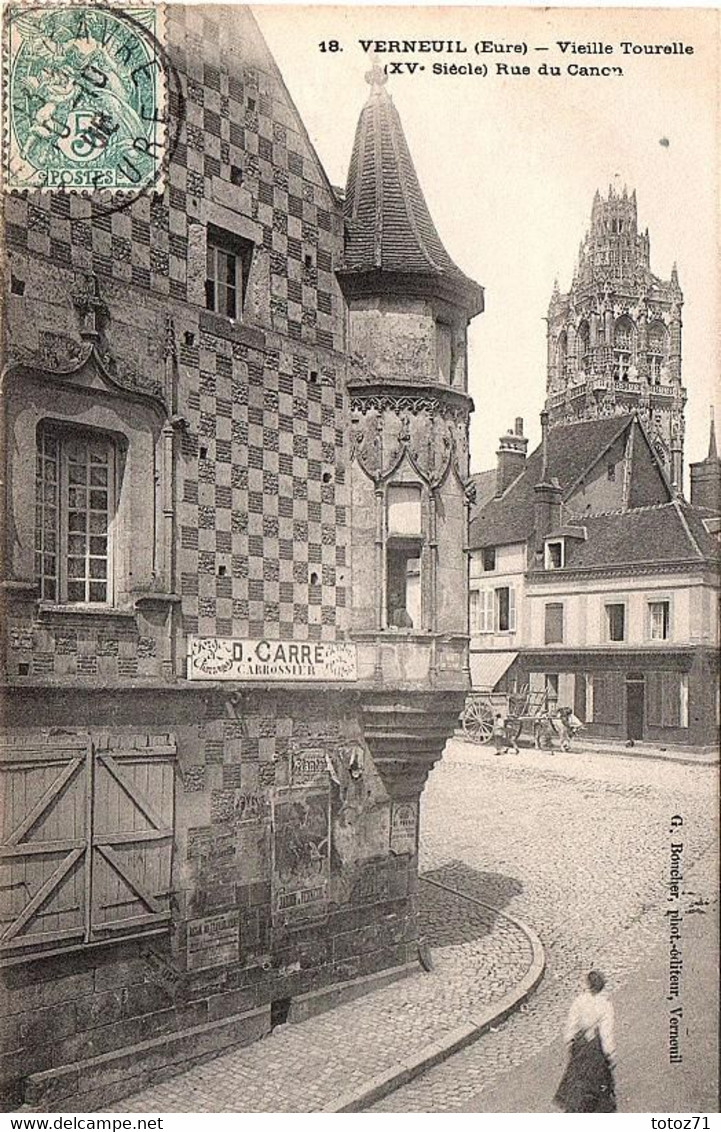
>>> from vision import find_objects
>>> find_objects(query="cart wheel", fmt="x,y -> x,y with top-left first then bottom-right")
463,698 -> 494,744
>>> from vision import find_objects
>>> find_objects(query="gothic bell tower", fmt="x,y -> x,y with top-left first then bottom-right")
546,184 -> 687,488
337,64 -> 484,796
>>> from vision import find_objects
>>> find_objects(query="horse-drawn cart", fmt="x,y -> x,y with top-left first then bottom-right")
461,685 -> 555,745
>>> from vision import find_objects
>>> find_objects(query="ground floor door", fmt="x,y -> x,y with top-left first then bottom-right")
626,674 -> 645,740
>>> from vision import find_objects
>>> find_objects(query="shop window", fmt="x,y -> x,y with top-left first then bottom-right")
205,225 -> 253,320
482,547 -> 496,572
35,425 -> 117,605
386,539 -> 421,629
545,603 -> 564,645
545,540 -> 564,570
545,673 -> 559,706
648,600 -> 671,641
605,602 -> 626,642
647,671 -> 687,728
592,671 -> 624,724
495,586 -> 516,632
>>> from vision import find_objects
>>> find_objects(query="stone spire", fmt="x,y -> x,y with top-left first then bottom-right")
341,67 -> 483,315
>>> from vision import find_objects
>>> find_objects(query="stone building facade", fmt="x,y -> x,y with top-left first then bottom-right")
0,10 -> 481,1110
546,185 -> 687,488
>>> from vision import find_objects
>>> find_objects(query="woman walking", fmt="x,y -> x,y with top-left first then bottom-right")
554,970 -> 617,1112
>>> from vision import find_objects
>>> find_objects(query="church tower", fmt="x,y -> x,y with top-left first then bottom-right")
546,184 -> 687,488
338,64 -> 484,795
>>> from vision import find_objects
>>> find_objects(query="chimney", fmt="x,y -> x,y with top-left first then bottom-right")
495,417 -> 528,496
690,408 -> 721,511
534,411 -> 562,554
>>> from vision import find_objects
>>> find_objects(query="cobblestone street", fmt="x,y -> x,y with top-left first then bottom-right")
372,739 -> 718,1111
111,739 -> 717,1113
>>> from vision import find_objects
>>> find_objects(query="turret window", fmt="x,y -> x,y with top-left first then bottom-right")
386,485 -> 423,630
436,321 -> 457,385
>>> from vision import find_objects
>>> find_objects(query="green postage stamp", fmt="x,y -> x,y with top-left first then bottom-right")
3,3 -> 167,192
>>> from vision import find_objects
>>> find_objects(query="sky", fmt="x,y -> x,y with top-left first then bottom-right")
253,5 -> 719,485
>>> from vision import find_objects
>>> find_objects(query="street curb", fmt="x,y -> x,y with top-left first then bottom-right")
453,731 -> 719,768
320,878 -> 546,1113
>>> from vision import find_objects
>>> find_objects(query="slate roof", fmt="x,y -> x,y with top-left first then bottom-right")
468,469 -> 497,518
565,501 -> 721,569
469,415 -> 636,550
342,77 -> 483,315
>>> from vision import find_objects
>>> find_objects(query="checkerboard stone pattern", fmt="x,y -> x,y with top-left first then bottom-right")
3,4 -> 349,682
176,336 -> 348,659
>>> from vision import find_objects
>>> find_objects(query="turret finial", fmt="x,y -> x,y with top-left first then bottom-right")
365,59 -> 388,95
709,406 -> 718,460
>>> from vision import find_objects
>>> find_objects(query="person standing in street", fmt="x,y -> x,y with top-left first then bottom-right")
492,713 -> 506,755
554,969 -> 617,1112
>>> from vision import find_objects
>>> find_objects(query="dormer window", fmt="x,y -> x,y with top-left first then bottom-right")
545,540 -> 564,570
482,547 -> 496,572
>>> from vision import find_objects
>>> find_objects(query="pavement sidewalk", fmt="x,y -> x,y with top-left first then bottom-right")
455,731 -> 719,766
109,873 -> 542,1113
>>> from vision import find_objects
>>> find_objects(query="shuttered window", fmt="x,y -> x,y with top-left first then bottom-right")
545,603 -> 564,644
592,671 -> 624,724
0,739 -> 175,963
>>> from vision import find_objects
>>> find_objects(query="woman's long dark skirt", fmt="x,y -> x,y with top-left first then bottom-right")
554,1032 -> 617,1112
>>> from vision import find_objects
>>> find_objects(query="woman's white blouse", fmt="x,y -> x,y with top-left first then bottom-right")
564,990 -> 616,1059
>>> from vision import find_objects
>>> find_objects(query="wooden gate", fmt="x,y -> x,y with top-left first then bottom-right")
0,738 -> 175,961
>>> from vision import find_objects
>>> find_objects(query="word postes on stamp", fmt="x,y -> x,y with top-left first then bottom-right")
3,4 -> 167,193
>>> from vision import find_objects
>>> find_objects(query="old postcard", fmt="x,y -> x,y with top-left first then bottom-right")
0,1 -> 718,1117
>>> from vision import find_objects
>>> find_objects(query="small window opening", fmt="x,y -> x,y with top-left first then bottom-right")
321,471 -> 332,484
386,540 -> 421,630
199,445 -> 208,460
11,275 -> 25,296
230,165 -> 243,187
247,97 -> 256,111
18,662 -> 30,676
606,603 -> 626,642
482,547 -> 496,572
184,331 -> 195,346
271,997 -> 291,1029
309,370 -> 319,385
309,570 -> 320,585
218,564 -> 227,577
607,462 -> 616,482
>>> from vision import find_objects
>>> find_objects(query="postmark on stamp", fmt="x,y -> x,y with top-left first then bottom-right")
3,4 -> 167,193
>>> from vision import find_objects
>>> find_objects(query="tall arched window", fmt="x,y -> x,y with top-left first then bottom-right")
577,321 -> 590,374
614,316 -> 635,380
556,331 -> 568,385
647,321 -> 667,384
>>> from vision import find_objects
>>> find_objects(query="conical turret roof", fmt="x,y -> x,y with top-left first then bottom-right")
341,65 -> 483,316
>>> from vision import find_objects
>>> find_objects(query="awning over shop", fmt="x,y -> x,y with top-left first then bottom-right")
470,651 -> 518,691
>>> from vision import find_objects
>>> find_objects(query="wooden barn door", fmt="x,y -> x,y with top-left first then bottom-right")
0,741 -> 91,955
91,746 -> 175,939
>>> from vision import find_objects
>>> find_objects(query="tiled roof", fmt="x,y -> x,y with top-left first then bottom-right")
469,415 -> 635,549
469,469 -> 497,517
342,79 -> 483,314
565,502 -> 720,569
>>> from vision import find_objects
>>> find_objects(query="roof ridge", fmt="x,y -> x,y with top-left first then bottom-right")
671,497 -> 705,559
582,501 -> 675,519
